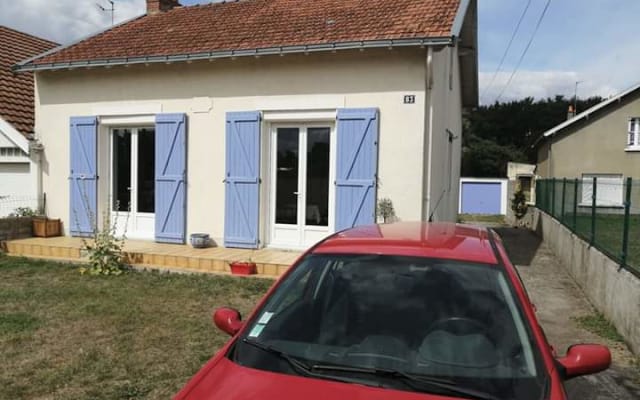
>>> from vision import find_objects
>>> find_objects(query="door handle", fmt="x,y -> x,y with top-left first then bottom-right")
293,192 -> 300,195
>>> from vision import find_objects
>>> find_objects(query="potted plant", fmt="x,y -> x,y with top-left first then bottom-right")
32,195 -> 61,237
32,215 -> 61,238
376,197 -> 396,224
229,259 -> 257,275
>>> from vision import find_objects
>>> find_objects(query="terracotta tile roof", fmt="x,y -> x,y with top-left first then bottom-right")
0,26 -> 57,137
27,0 -> 460,67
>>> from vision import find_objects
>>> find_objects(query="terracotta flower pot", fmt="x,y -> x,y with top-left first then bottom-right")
230,261 -> 257,276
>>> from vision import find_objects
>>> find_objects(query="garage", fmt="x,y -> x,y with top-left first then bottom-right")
459,178 -> 508,215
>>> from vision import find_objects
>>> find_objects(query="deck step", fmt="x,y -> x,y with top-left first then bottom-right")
2,237 -> 296,277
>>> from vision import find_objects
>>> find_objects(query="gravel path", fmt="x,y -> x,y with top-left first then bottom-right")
495,227 -> 640,400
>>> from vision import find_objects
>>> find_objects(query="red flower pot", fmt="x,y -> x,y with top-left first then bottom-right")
230,261 -> 257,276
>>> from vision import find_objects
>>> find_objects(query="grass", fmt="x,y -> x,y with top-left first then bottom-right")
555,213 -> 640,272
572,312 -> 625,343
458,214 -> 505,224
0,255 -> 274,400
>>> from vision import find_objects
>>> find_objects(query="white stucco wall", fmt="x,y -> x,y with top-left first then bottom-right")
35,48 -> 436,244
423,46 -> 463,222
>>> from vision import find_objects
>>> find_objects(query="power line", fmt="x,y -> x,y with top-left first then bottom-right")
494,0 -> 553,104
480,0 -> 533,104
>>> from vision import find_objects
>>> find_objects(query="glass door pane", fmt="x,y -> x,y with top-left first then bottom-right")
275,128 -> 299,225
137,128 -> 155,213
112,129 -> 131,212
306,128 -> 330,226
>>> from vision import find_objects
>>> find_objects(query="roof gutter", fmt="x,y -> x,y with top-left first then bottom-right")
13,37 -> 454,73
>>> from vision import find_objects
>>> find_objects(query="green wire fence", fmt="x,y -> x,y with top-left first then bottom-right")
536,178 -> 640,276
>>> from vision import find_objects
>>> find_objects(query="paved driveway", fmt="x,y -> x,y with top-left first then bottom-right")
495,227 -> 640,399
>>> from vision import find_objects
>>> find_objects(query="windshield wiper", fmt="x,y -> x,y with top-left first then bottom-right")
310,363 -> 502,400
241,338 -> 312,374
241,339 -> 384,388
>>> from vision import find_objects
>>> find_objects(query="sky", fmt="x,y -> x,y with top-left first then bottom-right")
1,0 -> 637,105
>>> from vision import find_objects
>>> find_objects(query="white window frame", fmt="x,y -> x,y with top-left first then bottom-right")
626,118 -> 640,151
580,173 -> 624,207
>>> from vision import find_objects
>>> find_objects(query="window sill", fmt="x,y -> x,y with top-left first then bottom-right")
624,146 -> 640,152
577,203 -> 624,209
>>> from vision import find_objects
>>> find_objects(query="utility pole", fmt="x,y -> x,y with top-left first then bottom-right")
574,81 -> 582,114
97,0 -> 115,26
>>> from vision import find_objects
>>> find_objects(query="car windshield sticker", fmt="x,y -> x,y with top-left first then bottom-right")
248,323 -> 266,338
258,312 -> 274,325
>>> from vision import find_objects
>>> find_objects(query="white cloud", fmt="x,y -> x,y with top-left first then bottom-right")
0,0 -> 146,44
479,70 -> 621,105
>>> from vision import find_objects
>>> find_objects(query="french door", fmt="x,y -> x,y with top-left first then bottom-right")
110,127 -> 155,239
270,124 -> 335,248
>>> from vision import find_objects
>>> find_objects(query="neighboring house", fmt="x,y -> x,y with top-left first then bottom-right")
14,0 -> 478,249
536,83 -> 640,207
0,26 -> 57,216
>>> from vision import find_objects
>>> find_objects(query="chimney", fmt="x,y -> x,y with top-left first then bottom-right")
147,0 -> 180,15
567,104 -> 576,120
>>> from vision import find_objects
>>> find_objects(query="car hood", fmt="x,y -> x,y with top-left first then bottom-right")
175,357 -> 462,400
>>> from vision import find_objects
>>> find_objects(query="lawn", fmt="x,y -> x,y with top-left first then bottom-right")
457,214 -> 505,224
0,255 -> 274,399
567,214 -> 640,272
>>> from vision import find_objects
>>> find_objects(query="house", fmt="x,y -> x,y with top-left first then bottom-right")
536,83 -> 640,207
0,26 -> 57,216
14,0 -> 478,249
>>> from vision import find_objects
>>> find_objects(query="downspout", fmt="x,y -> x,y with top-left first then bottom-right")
547,135 -> 553,178
423,47 -> 434,221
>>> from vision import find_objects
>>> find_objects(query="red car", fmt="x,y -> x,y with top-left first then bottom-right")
175,222 -> 610,400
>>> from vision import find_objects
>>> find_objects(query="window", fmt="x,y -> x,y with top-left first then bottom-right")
517,175 -> 533,203
0,147 -> 25,157
628,118 -> 640,148
581,174 -> 623,206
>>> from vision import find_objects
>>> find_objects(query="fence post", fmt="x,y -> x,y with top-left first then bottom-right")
591,177 -> 597,246
621,177 -> 632,267
561,178 -> 567,224
551,178 -> 556,217
573,178 -> 578,231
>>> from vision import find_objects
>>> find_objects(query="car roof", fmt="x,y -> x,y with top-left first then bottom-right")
312,222 -> 499,265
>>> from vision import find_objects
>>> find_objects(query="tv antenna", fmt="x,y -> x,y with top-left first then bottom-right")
97,0 -> 115,26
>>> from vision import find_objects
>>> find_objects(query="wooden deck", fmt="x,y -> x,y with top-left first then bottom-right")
2,236 -> 301,277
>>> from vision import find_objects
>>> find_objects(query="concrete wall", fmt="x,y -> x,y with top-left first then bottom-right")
532,208 -> 640,354
537,92 -> 640,179
35,48 -> 457,245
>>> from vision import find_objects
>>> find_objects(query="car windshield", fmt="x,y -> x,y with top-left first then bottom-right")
232,254 -> 547,399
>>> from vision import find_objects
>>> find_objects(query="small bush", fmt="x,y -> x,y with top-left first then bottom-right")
511,189 -> 528,223
79,206 -> 128,276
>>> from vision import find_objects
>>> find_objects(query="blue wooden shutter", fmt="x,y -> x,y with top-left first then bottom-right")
69,116 -> 98,237
224,111 -> 261,248
155,113 -> 187,243
335,108 -> 379,231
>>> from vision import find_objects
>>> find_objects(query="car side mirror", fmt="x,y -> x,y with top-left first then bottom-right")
558,344 -> 611,380
213,307 -> 243,336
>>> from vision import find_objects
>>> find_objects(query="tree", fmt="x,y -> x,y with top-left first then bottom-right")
462,95 -> 603,177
